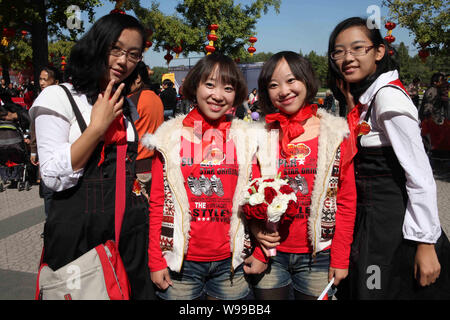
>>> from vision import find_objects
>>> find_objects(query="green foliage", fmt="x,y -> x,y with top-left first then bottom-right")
149,66 -> 169,86
306,51 -> 328,88
383,0 -> 450,56
392,42 -> 448,86
131,0 -> 281,59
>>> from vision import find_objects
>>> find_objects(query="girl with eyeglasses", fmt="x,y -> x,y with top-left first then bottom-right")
327,17 -> 450,299
30,13 -> 154,299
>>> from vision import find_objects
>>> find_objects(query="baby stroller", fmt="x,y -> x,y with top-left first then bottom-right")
0,119 -> 32,192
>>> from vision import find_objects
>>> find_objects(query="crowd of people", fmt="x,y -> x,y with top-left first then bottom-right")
0,12 -> 449,301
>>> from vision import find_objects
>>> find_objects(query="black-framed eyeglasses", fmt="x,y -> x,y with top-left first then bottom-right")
109,46 -> 142,63
331,45 -> 374,60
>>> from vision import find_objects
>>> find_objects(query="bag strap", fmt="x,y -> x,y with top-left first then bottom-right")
59,84 -> 125,247
59,85 -> 87,133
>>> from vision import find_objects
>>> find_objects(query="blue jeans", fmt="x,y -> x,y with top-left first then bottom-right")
251,249 -> 334,297
156,258 -> 250,300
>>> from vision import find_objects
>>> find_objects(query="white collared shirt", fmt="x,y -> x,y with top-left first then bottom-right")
29,83 -> 136,192
357,71 -> 441,243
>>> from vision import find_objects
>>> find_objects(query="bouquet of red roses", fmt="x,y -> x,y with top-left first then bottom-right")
241,176 -> 298,256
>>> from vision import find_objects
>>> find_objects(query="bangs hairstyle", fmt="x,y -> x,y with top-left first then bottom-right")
66,13 -> 145,104
182,53 -> 248,107
258,51 -> 318,115
327,16 -> 399,105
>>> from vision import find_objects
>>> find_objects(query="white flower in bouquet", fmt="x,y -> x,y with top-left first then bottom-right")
249,191 -> 265,206
267,197 -> 289,222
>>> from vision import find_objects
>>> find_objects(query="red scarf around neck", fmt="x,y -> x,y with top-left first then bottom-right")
182,107 -> 232,165
265,104 -> 318,155
182,107 -> 231,145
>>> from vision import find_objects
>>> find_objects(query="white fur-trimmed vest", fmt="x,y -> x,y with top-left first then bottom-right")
141,115 -> 265,272
257,109 -> 350,255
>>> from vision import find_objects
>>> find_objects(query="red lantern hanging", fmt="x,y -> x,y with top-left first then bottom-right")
384,21 -> 396,56
60,56 -> 67,71
143,29 -> 153,52
207,34 -> 218,42
205,45 -> 216,54
384,35 -> 396,44
385,22 -> 396,30
173,45 -> 183,58
206,24 -> 219,55
248,36 -> 257,56
164,49 -> 173,65
208,24 -> 219,31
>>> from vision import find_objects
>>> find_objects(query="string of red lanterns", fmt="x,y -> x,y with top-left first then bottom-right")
384,21 -> 396,56
205,24 -> 218,55
248,36 -> 257,56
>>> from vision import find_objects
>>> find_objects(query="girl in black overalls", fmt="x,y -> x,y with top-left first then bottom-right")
327,17 -> 450,299
31,13 -> 153,299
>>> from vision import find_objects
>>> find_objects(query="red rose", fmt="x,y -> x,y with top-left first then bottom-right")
264,186 -> 278,204
283,200 -> 298,221
279,184 -> 294,195
243,203 -> 268,220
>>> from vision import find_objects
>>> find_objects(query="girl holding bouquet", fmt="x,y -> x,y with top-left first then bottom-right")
327,17 -> 449,299
144,53 -> 264,300
246,51 -> 357,300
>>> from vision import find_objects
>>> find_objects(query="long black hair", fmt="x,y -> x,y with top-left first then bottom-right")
66,13 -> 145,104
327,17 -> 399,106
258,51 -> 318,116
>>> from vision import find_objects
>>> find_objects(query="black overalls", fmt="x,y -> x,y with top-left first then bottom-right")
338,86 -> 450,300
42,88 -> 154,299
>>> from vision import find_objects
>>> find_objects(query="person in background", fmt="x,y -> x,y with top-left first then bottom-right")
160,79 -> 177,120
127,61 -> 164,199
407,77 -> 421,109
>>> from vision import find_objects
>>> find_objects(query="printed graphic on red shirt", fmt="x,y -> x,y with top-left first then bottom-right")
277,137 -> 318,253
180,137 -> 238,261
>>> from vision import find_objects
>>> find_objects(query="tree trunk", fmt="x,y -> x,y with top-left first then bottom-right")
31,0 -> 48,91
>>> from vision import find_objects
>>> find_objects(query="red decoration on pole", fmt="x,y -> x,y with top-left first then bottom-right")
384,35 -> 396,44
205,45 -> 216,54
164,48 -> 173,65
61,56 -> 67,71
206,24 -> 219,55
384,21 -> 396,56
248,36 -> 257,56
173,45 -> 183,58
385,22 -> 396,30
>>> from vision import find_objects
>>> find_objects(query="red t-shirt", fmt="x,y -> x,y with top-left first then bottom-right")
276,137 -> 319,253
148,135 -> 243,271
180,136 -> 238,261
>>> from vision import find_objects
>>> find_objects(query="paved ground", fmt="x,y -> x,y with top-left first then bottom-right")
0,158 -> 449,300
